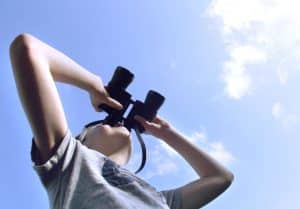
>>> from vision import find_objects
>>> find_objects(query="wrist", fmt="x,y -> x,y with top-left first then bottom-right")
158,125 -> 177,142
87,75 -> 104,93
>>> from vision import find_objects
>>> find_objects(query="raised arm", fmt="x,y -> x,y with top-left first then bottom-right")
135,116 -> 234,209
9,33 -> 121,163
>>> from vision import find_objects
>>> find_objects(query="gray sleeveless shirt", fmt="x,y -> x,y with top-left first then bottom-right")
31,129 -> 182,209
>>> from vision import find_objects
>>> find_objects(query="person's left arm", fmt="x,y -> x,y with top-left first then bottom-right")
135,115 -> 234,209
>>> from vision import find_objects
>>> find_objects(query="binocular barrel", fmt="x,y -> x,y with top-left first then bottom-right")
99,66 -> 165,132
108,66 -> 134,91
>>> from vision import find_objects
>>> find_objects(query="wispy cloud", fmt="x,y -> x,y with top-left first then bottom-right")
272,102 -> 283,119
125,141 -> 179,180
272,102 -> 298,128
207,142 -> 235,166
190,130 -> 235,167
128,128 -> 235,180
158,129 -> 235,168
207,0 -> 300,100
222,44 -> 266,99
143,144 -> 179,180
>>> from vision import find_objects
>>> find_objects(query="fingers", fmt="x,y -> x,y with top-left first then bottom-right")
134,115 -> 148,126
106,97 -> 123,110
134,115 -> 161,125
93,97 -> 122,112
102,88 -> 123,110
91,86 -> 123,111
152,116 -> 164,124
134,115 -> 160,130
134,115 -> 151,129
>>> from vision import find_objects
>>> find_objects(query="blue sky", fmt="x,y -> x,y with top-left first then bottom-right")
1,1 -> 299,209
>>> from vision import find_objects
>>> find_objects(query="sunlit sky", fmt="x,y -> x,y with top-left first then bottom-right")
1,1 -> 300,209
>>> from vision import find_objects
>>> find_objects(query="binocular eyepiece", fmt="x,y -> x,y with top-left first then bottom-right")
99,66 -> 165,133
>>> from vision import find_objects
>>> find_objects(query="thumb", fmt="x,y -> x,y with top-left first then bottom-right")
134,115 -> 147,124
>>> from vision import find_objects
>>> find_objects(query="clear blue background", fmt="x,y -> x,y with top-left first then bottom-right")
1,1 -> 298,209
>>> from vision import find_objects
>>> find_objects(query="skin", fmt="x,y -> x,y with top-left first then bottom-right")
82,123 -> 133,165
10,33 -> 234,209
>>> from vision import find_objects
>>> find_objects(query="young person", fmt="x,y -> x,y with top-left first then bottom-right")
9,33 -> 234,209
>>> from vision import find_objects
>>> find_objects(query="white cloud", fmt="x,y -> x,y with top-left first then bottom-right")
272,102 -> 283,119
191,131 -> 207,143
277,65 -> 288,85
207,0 -> 268,33
222,68 -> 251,99
159,140 -> 178,157
276,54 -> 300,85
222,44 -> 267,99
207,0 -> 300,100
208,142 -> 235,166
143,144 -> 179,180
125,136 -> 180,180
126,129 -> 235,180
191,131 -> 235,167
272,102 -> 298,128
282,115 -> 298,128
158,130 -> 207,157
160,130 -> 235,167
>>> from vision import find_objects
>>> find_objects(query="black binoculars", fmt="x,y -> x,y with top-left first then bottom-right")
99,66 -> 165,133
80,66 -> 165,173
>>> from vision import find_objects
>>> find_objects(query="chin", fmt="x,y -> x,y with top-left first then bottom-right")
114,126 -> 130,136
83,125 -> 132,165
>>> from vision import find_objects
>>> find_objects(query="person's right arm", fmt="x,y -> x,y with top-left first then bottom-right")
9,33 -> 121,163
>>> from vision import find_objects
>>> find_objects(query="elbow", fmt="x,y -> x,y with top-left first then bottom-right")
9,33 -> 38,63
219,171 -> 234,190
224,171 -> 234,182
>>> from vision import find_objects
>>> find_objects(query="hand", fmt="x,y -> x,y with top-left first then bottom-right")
134,115 -> 171,140
88,76 -> 123,112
